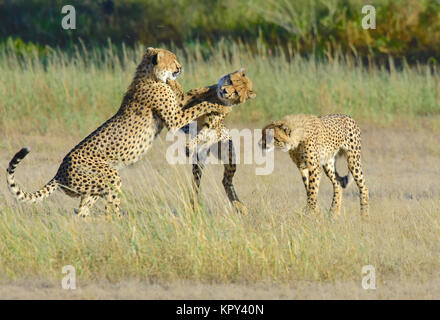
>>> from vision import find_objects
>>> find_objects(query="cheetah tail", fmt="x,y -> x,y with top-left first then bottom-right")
335,152 -> 354,189
6,147 -> 59,203
335,170 -> 353,188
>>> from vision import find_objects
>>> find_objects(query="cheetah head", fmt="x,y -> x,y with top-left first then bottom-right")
259,120 -> 305,152
137,47 -> 183,82
217,68 -> 256,106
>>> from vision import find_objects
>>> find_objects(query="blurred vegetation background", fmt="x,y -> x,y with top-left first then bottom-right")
1,1 -> 440,291
1,0 -> 440,134
1,0 -> 440,63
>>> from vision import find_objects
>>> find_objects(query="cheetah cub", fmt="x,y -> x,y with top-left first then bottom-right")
260,114 -> 369,217
167,69 -> 256,214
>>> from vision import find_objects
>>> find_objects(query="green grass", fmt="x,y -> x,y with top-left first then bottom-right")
0,41 -> 439,293
0,149 -> 439,285
0,41 -> 439,136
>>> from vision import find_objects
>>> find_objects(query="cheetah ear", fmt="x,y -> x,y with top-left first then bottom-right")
151,51 -> 164,66
155,51 -> 165,64
248,90 -> 256,99
271,120 -> 284,127
272,121 -> 291,135
146,47 -> 156,55
146,47 -> 162,65
151,53 -> 158,65
238,68 -> 246,76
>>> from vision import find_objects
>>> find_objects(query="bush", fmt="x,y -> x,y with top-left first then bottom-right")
1,0 -> 440,62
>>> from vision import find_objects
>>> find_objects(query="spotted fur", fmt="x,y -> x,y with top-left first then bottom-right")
260,114 -> 369,217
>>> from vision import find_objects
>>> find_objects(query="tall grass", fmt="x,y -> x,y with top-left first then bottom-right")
0,41 -> 439,289
0,143 -> 439,284
0,41 -> 439,136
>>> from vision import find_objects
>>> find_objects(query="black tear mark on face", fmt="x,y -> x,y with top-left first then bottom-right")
152,54 -> 158,65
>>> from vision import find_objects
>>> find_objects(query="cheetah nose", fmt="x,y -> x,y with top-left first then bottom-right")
173,66 -> 183,77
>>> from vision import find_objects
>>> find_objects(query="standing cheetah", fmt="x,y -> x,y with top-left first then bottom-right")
6,47 -> 232,217
260,114 -> 369,217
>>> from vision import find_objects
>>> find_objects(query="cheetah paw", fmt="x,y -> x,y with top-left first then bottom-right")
233,201 -> 248,215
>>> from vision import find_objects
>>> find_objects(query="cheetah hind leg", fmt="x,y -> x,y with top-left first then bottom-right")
75,195 -> 99,218
346,151 -> 369,218
189,147 -> 209,210
218,139 -> 248,215
103,177 -> 123,219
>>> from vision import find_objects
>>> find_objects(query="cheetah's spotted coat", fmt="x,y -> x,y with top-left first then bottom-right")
260,114 -> 369,217
169,68 -> 256,213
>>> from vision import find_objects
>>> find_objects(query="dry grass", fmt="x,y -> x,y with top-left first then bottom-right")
0,43 -> 439,299
1,42 -> 440,137
0,124 -> 439,299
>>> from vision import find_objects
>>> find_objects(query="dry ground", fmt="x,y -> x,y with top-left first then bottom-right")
2,277 -> 440,299
0,123 -> 439,299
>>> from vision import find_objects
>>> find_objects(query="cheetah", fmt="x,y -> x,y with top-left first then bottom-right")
260,114 -> 369,217
176,68 -> 256,153
170,68 -> 256,213
6,47 -> 233,217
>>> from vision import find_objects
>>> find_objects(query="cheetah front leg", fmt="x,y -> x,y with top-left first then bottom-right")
323,158 -> 343,217
181,86 -> 216,106
156,98 -> 231,132
290,151 -> 309,197
305,162 -> 322,215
